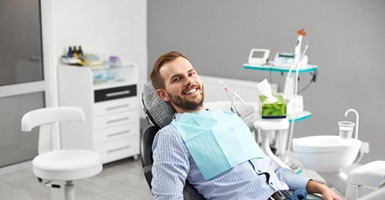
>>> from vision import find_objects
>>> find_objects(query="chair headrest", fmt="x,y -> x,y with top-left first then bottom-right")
141,81 -> 176,128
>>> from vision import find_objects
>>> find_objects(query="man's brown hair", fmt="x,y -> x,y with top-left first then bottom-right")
150,51 -> 190,89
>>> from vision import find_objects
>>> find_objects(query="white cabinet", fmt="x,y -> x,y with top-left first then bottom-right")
58,63 -> 140,164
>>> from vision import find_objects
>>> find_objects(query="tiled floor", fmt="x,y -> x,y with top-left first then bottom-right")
0,157 -> 153,200
0,141 -> 344,200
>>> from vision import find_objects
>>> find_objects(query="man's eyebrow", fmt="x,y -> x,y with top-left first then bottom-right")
169,73 -> 182,81
169,68 -> 195,81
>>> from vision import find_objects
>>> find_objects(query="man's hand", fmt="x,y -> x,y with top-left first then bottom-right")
306,180 -> 343,200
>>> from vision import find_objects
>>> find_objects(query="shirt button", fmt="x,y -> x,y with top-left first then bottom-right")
270,182 -> 273,185
258,170 -> 261,173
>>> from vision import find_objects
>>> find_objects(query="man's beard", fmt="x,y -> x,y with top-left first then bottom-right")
167,86 -> 204,111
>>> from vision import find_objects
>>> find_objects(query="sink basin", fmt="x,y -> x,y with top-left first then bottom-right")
293,135 -> 361,173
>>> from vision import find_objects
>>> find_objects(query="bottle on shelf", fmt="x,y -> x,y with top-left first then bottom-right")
67,47 -> 73,58
72,46 -> 78,58
78,46 -> 84,58
109,56 -> 121,68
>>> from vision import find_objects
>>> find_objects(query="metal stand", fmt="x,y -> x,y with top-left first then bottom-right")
64,180 -> 75,200
254,118 -> 290,169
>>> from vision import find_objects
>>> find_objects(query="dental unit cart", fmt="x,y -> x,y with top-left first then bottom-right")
243,63 -> 318,168
243,29 -> 317,169
246,67 -> 316,168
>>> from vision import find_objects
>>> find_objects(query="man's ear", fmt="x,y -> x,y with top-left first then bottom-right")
156,89 -> 170,102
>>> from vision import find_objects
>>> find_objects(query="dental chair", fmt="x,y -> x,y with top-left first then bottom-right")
140,81 -> 324,200
140,82 -> 205,200
21,107 -> 103,200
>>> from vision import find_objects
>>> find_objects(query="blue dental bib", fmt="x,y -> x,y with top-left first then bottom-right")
172,110 -> 264,180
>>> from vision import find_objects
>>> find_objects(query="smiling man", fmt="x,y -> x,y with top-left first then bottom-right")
149,51 -> 341,200
151,52 -> 204,113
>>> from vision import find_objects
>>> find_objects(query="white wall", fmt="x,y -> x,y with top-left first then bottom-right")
41,0 -> 147,118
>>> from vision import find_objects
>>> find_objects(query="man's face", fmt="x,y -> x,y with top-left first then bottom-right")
156,57 -> 204,113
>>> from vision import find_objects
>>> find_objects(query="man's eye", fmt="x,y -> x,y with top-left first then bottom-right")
172,77 -> 180,82
188,72 -> 196,77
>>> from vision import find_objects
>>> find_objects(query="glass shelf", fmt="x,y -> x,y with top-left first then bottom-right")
243,63 -> 318,74
88,62 -> 136,72
90,63 -> 138,90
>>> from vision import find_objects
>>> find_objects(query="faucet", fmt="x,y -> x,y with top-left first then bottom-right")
345,109 -> 359,140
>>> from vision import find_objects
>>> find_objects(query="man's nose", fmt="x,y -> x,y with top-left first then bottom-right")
184,77 -> 195,86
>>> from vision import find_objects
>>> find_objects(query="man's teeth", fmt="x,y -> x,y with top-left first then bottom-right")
185,88 -> 196,94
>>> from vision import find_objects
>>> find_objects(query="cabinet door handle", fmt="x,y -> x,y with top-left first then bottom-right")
105,90 -> 130,97
107,130 -> 130,138
106,104 -> 129,111
105,117 -> 129,124
107,145 -> 130,153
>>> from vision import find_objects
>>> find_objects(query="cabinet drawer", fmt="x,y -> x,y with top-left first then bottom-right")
95,135 -> 140,163
94,85 -> 137,103
94,122 -> 139,145
93,97 -> 138,117
93,111 -> 137,130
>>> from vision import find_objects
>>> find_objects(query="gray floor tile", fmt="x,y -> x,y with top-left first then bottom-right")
0,157 -> 154,200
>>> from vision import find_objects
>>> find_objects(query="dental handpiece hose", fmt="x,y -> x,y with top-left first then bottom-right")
294,42 -> 309,95
285,29 -> 307,96
219,81 -> 246,106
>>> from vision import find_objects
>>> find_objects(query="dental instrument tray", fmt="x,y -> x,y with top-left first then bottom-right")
259,95 -> 287,118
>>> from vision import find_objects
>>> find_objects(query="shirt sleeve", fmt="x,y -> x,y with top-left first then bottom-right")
151,125 -> 191,200
267,156 -> 310,190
